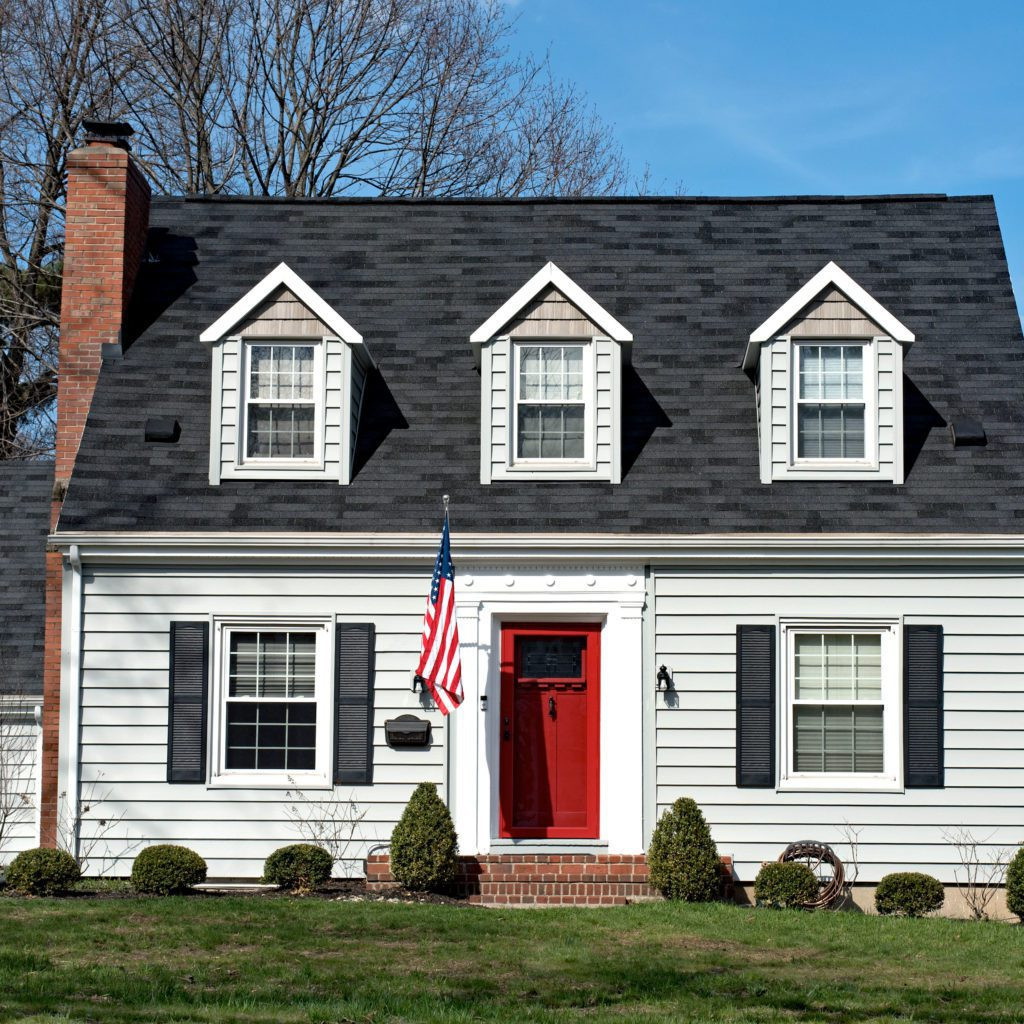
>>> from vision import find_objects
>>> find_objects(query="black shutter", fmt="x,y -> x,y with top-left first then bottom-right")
167,621 -> 209,784
904,625 -> 944,788
335,623 -> 375,785
736,625 -> 776,788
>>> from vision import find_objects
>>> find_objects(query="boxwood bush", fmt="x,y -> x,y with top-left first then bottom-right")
263,844 -> 333,893
1005,847 -> 1024,921
874,871 -> 945,917
5,847 -> 81,895
647,797 -> 721,901
389,782 -> 458,892
131,844 -> 207,895
754,861 -> 820,909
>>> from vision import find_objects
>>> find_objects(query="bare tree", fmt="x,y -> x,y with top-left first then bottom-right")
0,0 -> 630,456
285,781 -> 367,876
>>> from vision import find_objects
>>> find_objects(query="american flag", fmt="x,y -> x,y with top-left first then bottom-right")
414,511 -> 464,715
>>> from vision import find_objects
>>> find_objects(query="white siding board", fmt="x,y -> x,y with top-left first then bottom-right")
653,565 -> 1024,882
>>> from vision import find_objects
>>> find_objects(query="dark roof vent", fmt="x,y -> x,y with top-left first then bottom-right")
145,417 -> 181,443
100,343 -> 122,362
949,418 -> 986,447
82,119 -> 134,151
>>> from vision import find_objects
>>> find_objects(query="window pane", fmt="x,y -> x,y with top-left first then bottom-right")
799,345 -> 864,401
225,701 -> 318,772
250,344 -> 314,401
229,631 -> 317,698
795,633 -> 882,701
518,345 -> 585,402
794,705 -> 884,773
797,404 -> 865,459
517,404 -> 584,460
519,637 -> 585,679
247,404 -> 315,459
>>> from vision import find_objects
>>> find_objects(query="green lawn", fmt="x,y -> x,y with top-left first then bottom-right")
1,896 -> 1022,1023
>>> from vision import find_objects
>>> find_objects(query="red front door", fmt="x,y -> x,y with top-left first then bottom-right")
499,622 -> 600,839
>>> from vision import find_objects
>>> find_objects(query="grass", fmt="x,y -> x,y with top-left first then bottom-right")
0,896 -> 1022,1023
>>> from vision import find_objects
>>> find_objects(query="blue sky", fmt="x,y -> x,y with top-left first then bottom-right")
510,0 -> 1024,322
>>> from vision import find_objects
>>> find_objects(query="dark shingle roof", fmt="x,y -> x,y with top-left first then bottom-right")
0,462 -> 51,695
57,194 -> 1024,535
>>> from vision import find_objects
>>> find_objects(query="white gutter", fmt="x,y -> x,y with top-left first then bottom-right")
62,544 -> 84,863
46,531 -> 1024,565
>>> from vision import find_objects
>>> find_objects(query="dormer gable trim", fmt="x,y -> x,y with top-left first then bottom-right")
470,261 -> 632,366
744,261 -> 914,371
199,262 -> 366,355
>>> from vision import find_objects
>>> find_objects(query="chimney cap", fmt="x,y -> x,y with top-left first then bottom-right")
82,119 -> 135,147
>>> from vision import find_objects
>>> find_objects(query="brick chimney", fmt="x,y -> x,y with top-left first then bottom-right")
41,121 -> 151,844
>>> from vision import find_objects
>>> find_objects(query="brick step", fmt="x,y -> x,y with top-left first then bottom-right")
366,853 -> 733,906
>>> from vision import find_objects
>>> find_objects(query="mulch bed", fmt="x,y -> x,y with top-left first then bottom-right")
1,877 -> 468,904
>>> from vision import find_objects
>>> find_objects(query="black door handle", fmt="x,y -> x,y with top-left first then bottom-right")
548,696 -> 556,718
503,716 -> 510,741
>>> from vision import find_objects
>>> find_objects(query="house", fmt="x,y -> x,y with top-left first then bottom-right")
30,121 -> 1024,906
0,462 -> 51,861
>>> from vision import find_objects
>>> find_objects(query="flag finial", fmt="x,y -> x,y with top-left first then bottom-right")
442,493 -> 450,513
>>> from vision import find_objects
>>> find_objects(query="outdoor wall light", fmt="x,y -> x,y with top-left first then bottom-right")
656,664 -> 674,692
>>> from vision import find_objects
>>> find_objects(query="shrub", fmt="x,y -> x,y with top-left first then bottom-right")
389,782 -> 458,892
131,844 -> 207,895
755,861 -> 820,909
874,872 -> 944,917
5,848 -> 81,895
263,844 -> 333,893
647,797 -> 721,901
1004,847 -> 1024,921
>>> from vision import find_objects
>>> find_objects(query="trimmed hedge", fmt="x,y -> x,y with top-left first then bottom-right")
875,872 -> 945,918
647,797 -> 721,902
754,861 -> 819,909
5,848 -> 81,895
1005,847 -> 1024,921
389,782 -> 458,892
263,844 -> 333,893
131,844 -> 207,895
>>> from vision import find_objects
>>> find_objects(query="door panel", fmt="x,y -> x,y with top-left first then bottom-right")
499,622 -> 600,839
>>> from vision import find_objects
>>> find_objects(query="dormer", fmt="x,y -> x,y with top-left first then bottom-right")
744,262 -> 915,485
471,263 -> 633,484
200,263 -> 372,485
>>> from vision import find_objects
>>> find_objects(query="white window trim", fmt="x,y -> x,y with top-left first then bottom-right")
777,618 -> 902,793
788,337 -> 879,473
507,337 -> 597,473
237,338 -> 326,470
208,616 -> 334,790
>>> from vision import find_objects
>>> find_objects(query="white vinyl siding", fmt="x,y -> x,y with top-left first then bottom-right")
651,566 -> 1024,884
0,703 -> 40,858
74,567 -> 444,878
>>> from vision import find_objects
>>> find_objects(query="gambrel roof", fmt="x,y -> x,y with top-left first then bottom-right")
57,194 -> 1024,535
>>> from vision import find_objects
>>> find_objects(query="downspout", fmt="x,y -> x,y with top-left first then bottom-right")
64,543 -> 84,863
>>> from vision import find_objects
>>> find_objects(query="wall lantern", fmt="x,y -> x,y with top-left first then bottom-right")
656,664 -> 674,692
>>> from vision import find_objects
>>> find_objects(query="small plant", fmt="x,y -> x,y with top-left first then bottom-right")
875,872 -> 945,917
1006,846 -> 1024,921
131,844 -> 207,895
647,797 -> 721,902
942,827 -> 1010,920
263,844 -> 333,893
389,782 -> 458,892
755,861 -> 820,909
5,847 -> 81,895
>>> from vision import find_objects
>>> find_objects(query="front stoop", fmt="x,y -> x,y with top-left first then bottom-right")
366,853 -> 735,906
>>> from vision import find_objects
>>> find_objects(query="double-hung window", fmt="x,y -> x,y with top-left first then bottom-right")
514,344 -> 587,462
781,624 -> 899,790
215,621 -> 331,785
244,343 -> 320,462
795,344 -> 865,460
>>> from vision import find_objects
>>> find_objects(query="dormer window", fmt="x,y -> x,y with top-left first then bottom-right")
515,343 -> 587,462
471,262 -> 632,484
200,263 -> 372,485
745,262 -> 914,485
795,343 -> 867,462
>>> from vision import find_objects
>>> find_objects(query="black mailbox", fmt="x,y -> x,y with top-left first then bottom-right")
384,714 -> 432,748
